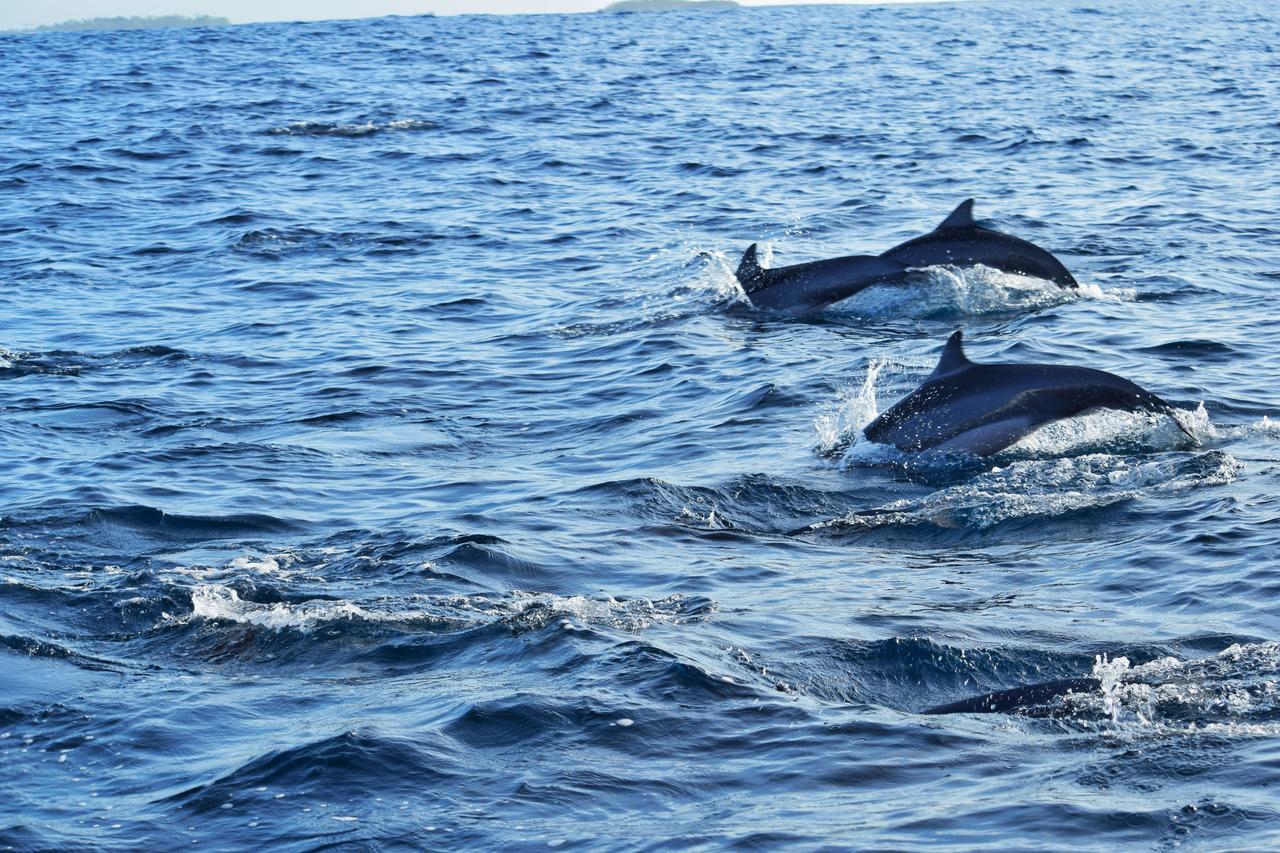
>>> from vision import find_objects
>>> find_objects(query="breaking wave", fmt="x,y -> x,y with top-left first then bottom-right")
187,585 -> 715,634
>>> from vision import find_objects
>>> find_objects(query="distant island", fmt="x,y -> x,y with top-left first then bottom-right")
600,0 -> 740,12
11,16 -> 231,34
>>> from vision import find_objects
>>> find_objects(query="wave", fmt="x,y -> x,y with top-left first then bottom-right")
186,584 -> 715,634
161,730 -> 459,813
263,119 -> 438,137
231,225 -> 449,257
86,505 -> 298,538
0,345 -> 190,380
929,642 -> 1280,736
726,635 -> 1090,705
801,450 -> 1240,533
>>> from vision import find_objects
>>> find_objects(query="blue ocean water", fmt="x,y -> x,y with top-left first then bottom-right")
2,0 -> 1279,847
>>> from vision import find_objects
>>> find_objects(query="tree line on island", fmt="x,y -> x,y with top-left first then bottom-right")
8,16 -> 230,34
7,3 -> 739,35
601,0 -> 740,12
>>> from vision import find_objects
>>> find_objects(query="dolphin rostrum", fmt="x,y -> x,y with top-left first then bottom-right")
734,199 -> 1077,311
862,331 -> 1192,457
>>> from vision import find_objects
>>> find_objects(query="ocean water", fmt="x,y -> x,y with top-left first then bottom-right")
2,0 -> 1279,848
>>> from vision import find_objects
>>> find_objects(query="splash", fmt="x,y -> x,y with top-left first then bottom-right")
815,358 -> 885,455
828,264 -> 1087,319
504,590 -> 715,632
690,248 -> 750,306
228,553 -> 295,576
190,585 -> 387,630
808,451 -> 1240,533
1094,653 -> 1143,723
1066,643 -> 1280,733
1003,404 -> 1210,460
1251,415 -> 1280,437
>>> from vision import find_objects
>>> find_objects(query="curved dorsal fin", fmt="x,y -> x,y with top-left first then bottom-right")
735,243 -> 765,290
929,330 -> 972,379
937,199 -> 976,230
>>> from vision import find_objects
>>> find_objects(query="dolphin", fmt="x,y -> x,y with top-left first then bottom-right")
733,199 -> 1077,311
734,244 -> 909,312
923,677 -> 1101,715
862,331 -> 1193,457
880,199 -> 1078,289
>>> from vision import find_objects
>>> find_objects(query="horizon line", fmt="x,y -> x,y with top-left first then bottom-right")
4,1 -> 980,34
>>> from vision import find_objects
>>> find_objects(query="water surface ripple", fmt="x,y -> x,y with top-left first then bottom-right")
2,0 -> 1280,848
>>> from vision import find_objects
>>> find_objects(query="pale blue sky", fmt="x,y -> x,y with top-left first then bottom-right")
4,0 -> 897,32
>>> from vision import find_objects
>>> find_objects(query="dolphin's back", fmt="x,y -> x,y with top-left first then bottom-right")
924,678 -> 1101,715
863,335 -> 1182,456
882,228 -> 1078,289
880,200 -> 1078,289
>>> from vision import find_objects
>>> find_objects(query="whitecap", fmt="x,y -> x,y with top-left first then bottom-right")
186,585 -> 714,634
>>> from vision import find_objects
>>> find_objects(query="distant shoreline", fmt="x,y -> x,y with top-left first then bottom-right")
601,0 -> 740,12
3,3 -> 964,36
5,15 -> 230,35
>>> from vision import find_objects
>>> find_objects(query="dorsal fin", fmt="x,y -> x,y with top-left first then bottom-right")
937,199 -> 976,230
929,330 -> 972,379
735,243 -> 765,290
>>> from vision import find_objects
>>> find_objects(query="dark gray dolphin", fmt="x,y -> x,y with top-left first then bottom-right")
863,331 -> 1192,457
733,199 -> 1076,311
924,677 -> 1100,715
734,244 -> 909,312
880,199 -> 1078,289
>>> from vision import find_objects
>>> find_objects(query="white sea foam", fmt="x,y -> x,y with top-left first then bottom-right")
505,590 -> 712,631
1064,643 -> 1280,734
187,585 -> 712,633
1250,415 -> 1280,437
228,553 -> 291,575
190,585 -> 389,630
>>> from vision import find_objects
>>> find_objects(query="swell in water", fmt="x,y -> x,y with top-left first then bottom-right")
3,0 -> 1280,848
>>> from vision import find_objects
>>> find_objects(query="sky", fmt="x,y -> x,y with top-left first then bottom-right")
3,0 -> 893,32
